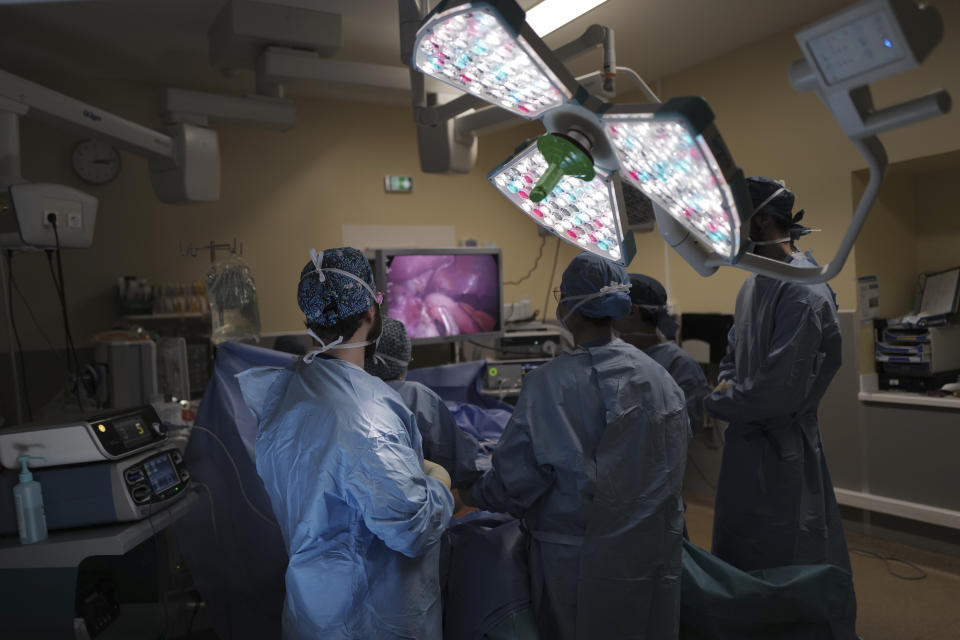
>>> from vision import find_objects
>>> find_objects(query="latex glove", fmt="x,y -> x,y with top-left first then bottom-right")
423,459 -> 452,490
713,379 -> 734,394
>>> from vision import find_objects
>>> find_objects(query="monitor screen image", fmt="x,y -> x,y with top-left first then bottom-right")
380,250 -> 502,342
143,454 -> 180,494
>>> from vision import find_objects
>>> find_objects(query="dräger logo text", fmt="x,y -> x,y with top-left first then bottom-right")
82,110 -> 102,122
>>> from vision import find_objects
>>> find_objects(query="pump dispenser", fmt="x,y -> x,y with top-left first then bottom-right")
14,456 -> 48,544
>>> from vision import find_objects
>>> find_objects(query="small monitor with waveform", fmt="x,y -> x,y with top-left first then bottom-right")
375,248 -> 504,345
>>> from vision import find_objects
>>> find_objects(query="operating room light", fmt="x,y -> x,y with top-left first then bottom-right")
489,140 -> 635,265
525,0 -> 610,37
409,0 -> 951,283
605,118 -> 739,259
413,5 -> 570,118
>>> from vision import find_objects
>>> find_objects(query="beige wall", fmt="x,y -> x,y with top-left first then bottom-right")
916,167 -> 960,275
852,152 -> 960,373
7,0 -> 960,354
852,171 -> 920,372
10,73 -> 580,350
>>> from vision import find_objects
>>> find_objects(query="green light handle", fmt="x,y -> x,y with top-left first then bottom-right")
530,163 -> 565,203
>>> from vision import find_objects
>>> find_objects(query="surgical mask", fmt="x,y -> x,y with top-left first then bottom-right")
556,282 -> 632,329
301,248 -> 384,362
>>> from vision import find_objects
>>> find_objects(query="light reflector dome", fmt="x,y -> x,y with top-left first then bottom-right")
413,3 -> 572,118
489,140 -> 636,265
603,98 -> 750,262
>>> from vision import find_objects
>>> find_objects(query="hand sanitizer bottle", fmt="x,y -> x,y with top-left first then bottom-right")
14,456 -> 48,544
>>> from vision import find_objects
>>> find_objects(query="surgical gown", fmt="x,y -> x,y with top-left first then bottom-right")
704,251 -> 856,630
644,341 -> 709,437
387,379 -> 488,489
472,338 -> 689,640
237,356 -> 454,640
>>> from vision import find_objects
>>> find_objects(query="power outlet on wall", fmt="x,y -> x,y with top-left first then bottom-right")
42,211 -> 60,228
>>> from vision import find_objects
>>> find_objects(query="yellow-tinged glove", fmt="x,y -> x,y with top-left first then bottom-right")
713,379 -> 734,394
423,459 -> 451,490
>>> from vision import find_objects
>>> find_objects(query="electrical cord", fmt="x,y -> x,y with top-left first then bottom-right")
542,237 -> 561,320
192,481 -> 219,540
190,426 -> 280,528
46,222 -> 84,410
504,234 -> 547,286
11,272 -> 68,366
45,251 -> 75,371
5,251 -> 33,421
848,548 -> 928,581
50,225 -> 82,369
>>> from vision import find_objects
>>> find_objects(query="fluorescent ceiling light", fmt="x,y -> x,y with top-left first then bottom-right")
525,0 -> 610,37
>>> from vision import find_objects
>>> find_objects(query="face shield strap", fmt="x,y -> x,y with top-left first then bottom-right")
559,282 -> 631,324
752,183 -> 787,217
374,352 -> 410,367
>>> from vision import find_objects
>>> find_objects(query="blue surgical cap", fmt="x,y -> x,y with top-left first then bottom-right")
365,317 -> 411,382
560,252 -> 632,319
627,273 -> 678,340
747,176 -> 811,239
297,247 -> 377,327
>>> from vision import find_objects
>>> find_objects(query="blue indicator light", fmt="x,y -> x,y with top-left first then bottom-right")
883,38 -> 893,49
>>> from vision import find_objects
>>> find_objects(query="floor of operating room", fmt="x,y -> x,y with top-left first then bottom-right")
683,436 -> 960,640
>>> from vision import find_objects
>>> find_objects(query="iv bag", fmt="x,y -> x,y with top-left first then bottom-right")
206,256 -> 262,345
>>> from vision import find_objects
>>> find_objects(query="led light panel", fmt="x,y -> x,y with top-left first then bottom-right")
604,114 -> 741,260
414,5 -> 569,118
489,141 -> 635,265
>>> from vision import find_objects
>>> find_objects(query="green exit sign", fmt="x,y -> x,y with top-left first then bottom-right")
385,175 -> 413,193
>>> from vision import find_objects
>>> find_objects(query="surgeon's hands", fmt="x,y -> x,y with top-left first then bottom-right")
423,459 -> 452,490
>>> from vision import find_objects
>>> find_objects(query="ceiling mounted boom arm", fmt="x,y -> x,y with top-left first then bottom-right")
0,69 -> 220,203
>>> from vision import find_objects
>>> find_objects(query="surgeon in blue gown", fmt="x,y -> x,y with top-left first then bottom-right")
470,251 -> 689,640
366,317 -> 488,490
704,178 -> 858,637
615,273 -> 709,437
237,247 -> 454,640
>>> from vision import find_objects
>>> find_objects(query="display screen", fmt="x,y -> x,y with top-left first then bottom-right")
384,253 -> 501,340
143,454 -> 179,494
112,417 -> 153,449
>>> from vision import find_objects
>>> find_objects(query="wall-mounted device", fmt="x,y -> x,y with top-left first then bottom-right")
0,182 -> 97,250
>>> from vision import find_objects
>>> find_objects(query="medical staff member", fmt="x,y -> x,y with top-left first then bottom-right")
616,273 -> 709,436
366,316 -> 487,490
470,251 -> 689,640
237,247 -> 454,640
704,179 -> 857,633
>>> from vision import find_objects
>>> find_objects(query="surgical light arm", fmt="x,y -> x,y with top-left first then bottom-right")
714,0 -> 950,283
0,69 -> 220,203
